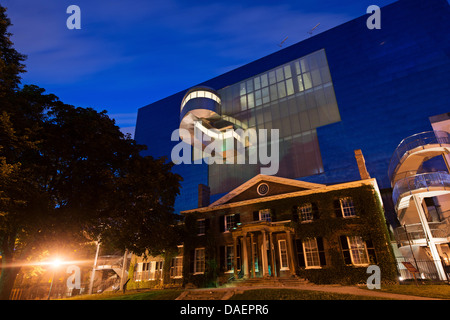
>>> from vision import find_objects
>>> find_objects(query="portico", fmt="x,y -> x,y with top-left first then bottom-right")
231,220 -> 296,279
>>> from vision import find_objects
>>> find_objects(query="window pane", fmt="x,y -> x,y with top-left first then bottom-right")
286,78 -> 294,96
277,82 -> 287,98
276,68 -> 284,82
240,95 -> 247,111
298,203 -> 313,222
284,65 -> 292,79
279,240 -> 289,269
303,73 -> 312,90
240,82 -> 246,95
311,69 -> 322,86
247,93 -> 255,109
341,197 -> 356,217
247,79 -> 253,92
347,236 -> 369,265
254,77 -> 261,90
269,71 -> 277,85
261,74 -> 269,87
262,87 -> 270,104
294,61 -> 301,75
255,89 -> 262,106
297,75 -> 304,92
270,84 -> 278,100
300,58 -> 309,72
303,238 -> 320,267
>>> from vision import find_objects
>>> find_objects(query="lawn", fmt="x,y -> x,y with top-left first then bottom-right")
229,288 -> 389,300
371,284 -> 450,300
65,289 -> 183,300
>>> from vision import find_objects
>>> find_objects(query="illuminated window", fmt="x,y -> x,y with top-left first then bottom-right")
343,236 -> 369,265
181,90 -> 221,111
298,203 -> 313,222
170,256 -> 183,278
340,197 -> 356,217
303,238 -> 321,268
224,214 -> 238,232
278,240 -> 289,270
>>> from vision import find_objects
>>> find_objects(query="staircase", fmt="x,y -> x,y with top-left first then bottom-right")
176,289 -> 233,300
229,276 -> 309,288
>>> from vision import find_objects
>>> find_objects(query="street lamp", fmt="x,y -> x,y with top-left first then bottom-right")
47,259 -> 62,300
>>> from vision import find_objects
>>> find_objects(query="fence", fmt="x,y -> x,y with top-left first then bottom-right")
396,257 -> 450,283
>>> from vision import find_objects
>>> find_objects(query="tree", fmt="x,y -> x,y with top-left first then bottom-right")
0,6 -> 181,299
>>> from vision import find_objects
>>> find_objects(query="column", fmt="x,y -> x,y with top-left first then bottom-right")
233,236 -> 238,278
413,195 -> 447,280
242,233 -> 249,279
261,230 -> 269,277
269,232 -> 276,277
286,231 -> 296,276
250,233 -> 255,278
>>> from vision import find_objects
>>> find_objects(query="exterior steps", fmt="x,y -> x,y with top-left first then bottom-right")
229,276 -> 309,288
176,289 -> 233,300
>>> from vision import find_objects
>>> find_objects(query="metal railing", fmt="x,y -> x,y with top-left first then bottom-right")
392,171 -> 450,206
95,255 -> 123,269
394,221 -> 450,246
396,257 -> 450,282
388,130 -> 450,184
133,270 -> 163,282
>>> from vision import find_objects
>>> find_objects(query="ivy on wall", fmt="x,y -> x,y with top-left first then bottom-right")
287,185 -> 398,285
182,185 -> 398,286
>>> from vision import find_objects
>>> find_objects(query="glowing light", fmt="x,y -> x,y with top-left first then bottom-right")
51,258 -> 62,268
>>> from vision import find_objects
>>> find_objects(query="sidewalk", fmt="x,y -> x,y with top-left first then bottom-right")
177,283 -> 444,300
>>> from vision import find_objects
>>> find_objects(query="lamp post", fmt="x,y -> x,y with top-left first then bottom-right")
47,259 -> 62,300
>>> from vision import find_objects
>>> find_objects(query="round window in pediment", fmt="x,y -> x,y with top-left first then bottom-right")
257,183 -> 269,196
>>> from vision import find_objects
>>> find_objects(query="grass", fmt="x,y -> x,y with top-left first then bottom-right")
368,284 -> 450,300
62,284 -> 450,300
229,288 -> 389,300
64,289 -> 183,300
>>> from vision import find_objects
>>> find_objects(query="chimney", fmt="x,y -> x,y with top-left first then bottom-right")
354,149 -> 371,180
198,184 -> 210,208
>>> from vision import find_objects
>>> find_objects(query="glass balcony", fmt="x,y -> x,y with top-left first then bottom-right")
388,130 -> 450,184
392,171 -> 450,207
394,220 -> 450,246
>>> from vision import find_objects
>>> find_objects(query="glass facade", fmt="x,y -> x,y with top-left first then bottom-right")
209,49 -> 341,194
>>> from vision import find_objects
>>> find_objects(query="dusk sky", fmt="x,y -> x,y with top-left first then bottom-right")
2,0 -> 395,137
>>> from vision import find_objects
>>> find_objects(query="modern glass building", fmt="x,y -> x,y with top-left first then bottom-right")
135,0 -> 450,226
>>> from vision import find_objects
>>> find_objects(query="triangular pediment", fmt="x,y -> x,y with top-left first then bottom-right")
209,175 -> 325,207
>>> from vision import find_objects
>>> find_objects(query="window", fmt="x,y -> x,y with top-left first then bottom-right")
298,203 -> 313,222
298,203 -> 319,222
278,240 -> 289,270
170,257 -> 183,278
197,219 -> 205,236
340,236 -> 369,265
224,214 -> 235,232
225,245 -> 234,272
303,238 -> 321,268
296,237 -> 326,268
194,248 -> 205,274
259,209 -> 271,222
340,197 -> 356,217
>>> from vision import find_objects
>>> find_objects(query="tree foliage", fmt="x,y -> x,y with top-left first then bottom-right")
0,5 -> 181,299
